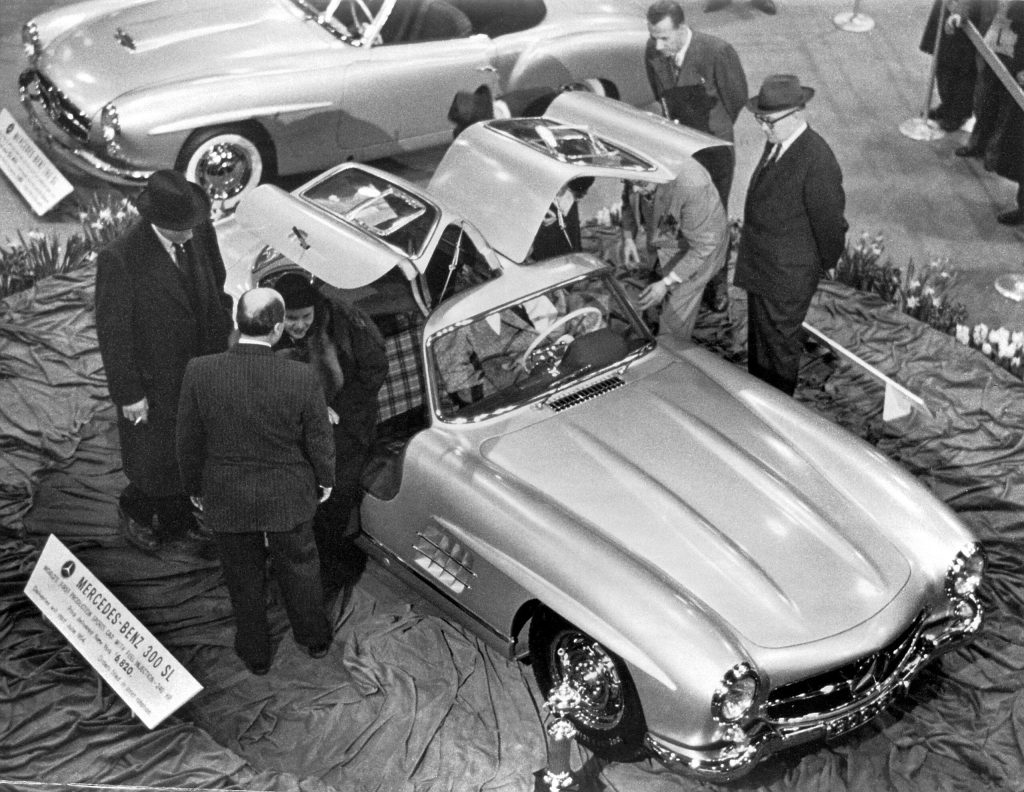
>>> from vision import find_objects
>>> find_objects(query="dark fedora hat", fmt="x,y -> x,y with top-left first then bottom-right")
135,169 -> 210,231
746,74 -> 815,113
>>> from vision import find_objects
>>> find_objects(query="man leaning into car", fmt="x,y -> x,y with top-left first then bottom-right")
619,158 -> 730,343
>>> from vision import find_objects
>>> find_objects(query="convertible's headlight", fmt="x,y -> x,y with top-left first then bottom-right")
100,103 -> 121,148
945,542 -> 985,599
711,662 -> 759,723
22,22 -> 41,62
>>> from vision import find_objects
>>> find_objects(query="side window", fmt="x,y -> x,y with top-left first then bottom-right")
449,0 -> 546,38
422,223 -> 497,306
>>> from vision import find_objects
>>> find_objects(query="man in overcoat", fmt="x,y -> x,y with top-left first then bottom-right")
95,170 -> 233,551
176,288 -> 336,674
734,74 -> 847,396
645,0 -> 747,312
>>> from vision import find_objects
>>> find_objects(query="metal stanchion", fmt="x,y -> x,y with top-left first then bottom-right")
834,0 -> 875,32
534,671 -> 584,792
900,0 -> 945,140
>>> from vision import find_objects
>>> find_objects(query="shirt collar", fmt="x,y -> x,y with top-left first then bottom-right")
673,27 -> 693,70
776,120 -> 808,157
237,338 -> 272,348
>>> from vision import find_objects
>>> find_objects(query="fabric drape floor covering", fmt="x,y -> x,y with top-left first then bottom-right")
2,267 -> 1023,792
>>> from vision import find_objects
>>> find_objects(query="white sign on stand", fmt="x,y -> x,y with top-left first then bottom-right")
0,108 -> 74,215
25,535 -> 202,729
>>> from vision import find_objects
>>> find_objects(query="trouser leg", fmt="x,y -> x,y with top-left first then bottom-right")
215,532 -> 272,669
267,525 -> 331,651
119,482 -> 156,527
746,293 -> 811,397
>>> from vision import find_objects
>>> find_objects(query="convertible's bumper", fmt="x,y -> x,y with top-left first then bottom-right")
18,69 -> 151,186
646,595 -> 983,782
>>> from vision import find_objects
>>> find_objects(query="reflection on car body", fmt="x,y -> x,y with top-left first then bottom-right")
222,93 -> 985,780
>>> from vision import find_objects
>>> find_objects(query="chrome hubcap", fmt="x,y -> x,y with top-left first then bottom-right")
195,141 -> 255,201
553,634 -> 624,730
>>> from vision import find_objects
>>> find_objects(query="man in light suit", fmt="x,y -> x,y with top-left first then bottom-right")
645,0 -> 748,313
735,74 -> 848,396
95,170 -> 233,551
177,288 -> 336,675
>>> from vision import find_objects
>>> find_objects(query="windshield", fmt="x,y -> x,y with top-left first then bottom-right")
294,0 -> 389,42
299,168 -> 438,257
429,271 -> 654,422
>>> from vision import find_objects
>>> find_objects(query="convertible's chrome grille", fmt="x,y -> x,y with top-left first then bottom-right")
30,70 -> 90,141
413,526 -> 475,594
548,376 -> 625,412
765,615 -> 923,723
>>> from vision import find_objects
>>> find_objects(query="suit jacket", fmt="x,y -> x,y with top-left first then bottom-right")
645,31 -> 748,142
95,219 -> 233,494
734,127 -> 848,306
176,344 -> 336,533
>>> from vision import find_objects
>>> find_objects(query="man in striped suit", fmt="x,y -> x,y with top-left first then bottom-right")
176,288 -> 335,675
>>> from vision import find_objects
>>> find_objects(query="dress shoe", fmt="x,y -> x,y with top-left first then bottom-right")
118,506 -> 160,552
704,0 -> 732,11
751,0 -> 777,13
997,208 -> 1024,226
306,642 -> 330,659
955,145 -> 982,158
244,660 -> 270,676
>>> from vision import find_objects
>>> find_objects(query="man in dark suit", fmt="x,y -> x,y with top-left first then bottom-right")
645,0 -> 748,313
176,288 -> 336,675
734,74 -> 848,396
95,170 -> 233,551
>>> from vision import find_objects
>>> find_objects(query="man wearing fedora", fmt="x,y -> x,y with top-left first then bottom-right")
95,169 -> 233,551
734,74 -> 848,396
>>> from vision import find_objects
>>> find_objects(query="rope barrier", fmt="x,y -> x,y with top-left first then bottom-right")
833,0 -> 875,33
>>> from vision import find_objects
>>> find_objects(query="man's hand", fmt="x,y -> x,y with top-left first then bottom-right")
944,12 -> 962,34
122,397 -> 149,425
638,279 -> 669,311
190,495 -> 203,512
318,485 -> 333,504
327,407 -> 340,425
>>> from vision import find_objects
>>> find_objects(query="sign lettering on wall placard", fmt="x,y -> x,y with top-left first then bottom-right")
0,108 -> 74,215
25,535 -> 202,729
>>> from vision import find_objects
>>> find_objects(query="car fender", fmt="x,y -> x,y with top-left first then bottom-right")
30,0 -> 156,46
505,29 -> 654,108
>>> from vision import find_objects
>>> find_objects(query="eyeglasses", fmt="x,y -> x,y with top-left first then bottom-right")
754,107 -> 800,128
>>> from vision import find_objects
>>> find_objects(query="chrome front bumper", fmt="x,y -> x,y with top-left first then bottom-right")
18,69 -> 151,186
646,595 -> 983,782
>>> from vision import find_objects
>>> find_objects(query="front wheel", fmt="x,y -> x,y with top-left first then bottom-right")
176,125 -> 273,215
529,608 -> 648,762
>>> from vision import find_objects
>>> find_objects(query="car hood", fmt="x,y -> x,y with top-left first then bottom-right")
478,361 -> 911,650
37,0 -> 324,115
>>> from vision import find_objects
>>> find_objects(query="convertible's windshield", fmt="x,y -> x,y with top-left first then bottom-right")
295,0 -> 391,42
429,272 -> 653,421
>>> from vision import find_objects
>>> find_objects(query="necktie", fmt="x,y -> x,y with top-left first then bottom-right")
173,241 -> 201,311
754,143 -> 780,183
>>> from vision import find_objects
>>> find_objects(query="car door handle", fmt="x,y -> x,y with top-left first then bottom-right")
475,65 -> 497,73
289,226 -> 310,251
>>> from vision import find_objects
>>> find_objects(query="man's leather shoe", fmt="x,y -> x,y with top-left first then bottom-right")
704,0 -> 732,11
244,660 -> 270,676
955,145 -> 982,158
306,642 -> 330,659
997,209 -> 1024,226
751,0 -> 777,13
118,507 -> 159,552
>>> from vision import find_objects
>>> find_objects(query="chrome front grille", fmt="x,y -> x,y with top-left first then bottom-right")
765,615 -> 923,723
28,70 -> 91,141
548,376 -> 625,412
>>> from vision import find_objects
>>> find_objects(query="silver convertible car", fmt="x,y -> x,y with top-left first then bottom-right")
18,0 -> 652,213
222,94 -> 985,780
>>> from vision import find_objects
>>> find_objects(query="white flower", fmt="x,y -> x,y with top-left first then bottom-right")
28,230 -> 45,241
999,341 -> 1017,359
932,296 -> 943,308
98,208 -> 113,221
982,342 -> 993,356
923,285 -> 936,297
989,327 -> 1010,348
1014,355 -> 1022,370
906,295 -> 920,309
955,324 -> 970,345
973,323 -> 989,345
1012,331 -> 1024,347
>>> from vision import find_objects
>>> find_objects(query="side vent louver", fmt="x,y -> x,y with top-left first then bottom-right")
548,376 -> 625,412
413,526 -> 476,594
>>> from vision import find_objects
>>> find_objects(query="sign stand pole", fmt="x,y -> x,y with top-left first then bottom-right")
900,1 -> 946,140
834,0 -> 875,33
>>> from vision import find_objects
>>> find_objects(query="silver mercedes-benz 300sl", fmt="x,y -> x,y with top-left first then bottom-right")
221,93 -> 985,780
19,0 -> 652,211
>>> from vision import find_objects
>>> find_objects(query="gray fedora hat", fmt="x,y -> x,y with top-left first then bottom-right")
746,74 -> 815,113
135,169 -> 210,231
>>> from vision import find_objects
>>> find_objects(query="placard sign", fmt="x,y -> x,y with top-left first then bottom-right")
0,107 -> 74,215
25,535 -> 202,729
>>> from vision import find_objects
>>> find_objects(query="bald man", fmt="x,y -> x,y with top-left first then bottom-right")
176,288 -> 336,675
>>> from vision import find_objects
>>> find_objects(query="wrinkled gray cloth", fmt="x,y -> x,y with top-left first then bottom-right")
1,270 -> 1022,791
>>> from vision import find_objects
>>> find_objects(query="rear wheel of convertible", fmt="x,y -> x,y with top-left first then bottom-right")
529,607 -> 648,762
176,124 -> 275,216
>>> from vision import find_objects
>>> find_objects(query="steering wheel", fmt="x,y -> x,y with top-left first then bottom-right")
519,306 -> 603,373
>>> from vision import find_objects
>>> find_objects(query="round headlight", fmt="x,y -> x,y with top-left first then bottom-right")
22,22 -> 41,62
100,103 -> 121,145
711,662 -> 759,723
945,543 -> 985,599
